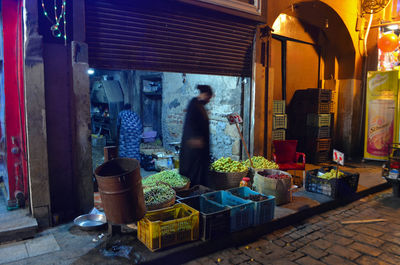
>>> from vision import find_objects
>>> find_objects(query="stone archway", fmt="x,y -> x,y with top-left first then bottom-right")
267,0 -> 364,159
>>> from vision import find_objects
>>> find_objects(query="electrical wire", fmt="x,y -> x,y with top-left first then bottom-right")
364,11 -> 374,57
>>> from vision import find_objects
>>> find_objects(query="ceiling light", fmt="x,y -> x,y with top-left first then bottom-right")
87,68 -> 95,75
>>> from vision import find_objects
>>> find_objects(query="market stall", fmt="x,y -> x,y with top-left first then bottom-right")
89,149 -> 360,252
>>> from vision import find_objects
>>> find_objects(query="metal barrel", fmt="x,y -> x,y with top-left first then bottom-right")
95,158 -> 146,224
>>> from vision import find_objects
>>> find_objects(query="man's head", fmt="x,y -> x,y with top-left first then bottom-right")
196,85 -> 213,104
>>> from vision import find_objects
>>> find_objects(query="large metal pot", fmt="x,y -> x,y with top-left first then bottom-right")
95,158 -> 146,224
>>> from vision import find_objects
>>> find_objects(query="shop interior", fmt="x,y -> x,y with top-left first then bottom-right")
89,69 -> 251,177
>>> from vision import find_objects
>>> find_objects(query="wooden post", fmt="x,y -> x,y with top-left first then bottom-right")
235,123 -> 254,168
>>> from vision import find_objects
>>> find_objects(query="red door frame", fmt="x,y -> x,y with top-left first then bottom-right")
2,0 -> 28,204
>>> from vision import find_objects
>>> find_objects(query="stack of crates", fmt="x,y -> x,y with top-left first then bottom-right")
272,100 -> 286,141
303,89 -> 332,163
287,89 -> 332,163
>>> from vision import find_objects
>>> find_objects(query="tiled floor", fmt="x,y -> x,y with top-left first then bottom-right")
0,182 -> 38,243
0,234 -> 60,264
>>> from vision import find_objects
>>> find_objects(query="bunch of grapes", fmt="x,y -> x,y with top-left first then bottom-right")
265,173 -> 290,179
210,157 -> 248,173
142,170 -> 190,189
319,169 -> 345,180
243,156 -> 279,169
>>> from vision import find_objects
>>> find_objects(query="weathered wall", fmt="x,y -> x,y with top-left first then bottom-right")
26,0 -> 94,222
43,42 -> 76,221
160,72 -> 247,160
24,0 -> 51,227
91,70 -> 248,160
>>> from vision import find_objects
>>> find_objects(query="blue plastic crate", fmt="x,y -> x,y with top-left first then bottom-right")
202,191 -> 254,232
178,195 -> 230,241
227,187 -> 275,226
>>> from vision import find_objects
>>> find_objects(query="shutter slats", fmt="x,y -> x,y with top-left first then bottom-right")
88,7 -> 256,36
87,44 -> 250,64
86,23 -> 253,49
86,0 -> 256,76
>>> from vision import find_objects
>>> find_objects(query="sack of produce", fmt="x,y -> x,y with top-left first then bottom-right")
242,156 -> 279,170
142,169 -> 190,191
209,157 -> 248,190
253,169 -> 292,205
243,156 -> 279,182
143,182 -> 176,211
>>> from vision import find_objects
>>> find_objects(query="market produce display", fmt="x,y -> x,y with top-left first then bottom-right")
142,170 -> 190,189
258,171 -> 290,179
210,157 -> 248,172
318,169 -> 345,180
143,184 -> 175,209
242,156 -> 279,169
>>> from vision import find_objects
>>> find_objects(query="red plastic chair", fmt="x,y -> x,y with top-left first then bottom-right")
272,140 -> 306,186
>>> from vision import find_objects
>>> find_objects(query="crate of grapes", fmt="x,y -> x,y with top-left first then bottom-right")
209,157 -> 249,190
137,203 -> 199,251
305,166 -> 359,199
202,191 -> 254,232
178,195 -> 230,241
227,187 -> 275,226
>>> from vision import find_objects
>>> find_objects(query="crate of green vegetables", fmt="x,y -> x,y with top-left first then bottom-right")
142,169 -> 190,191
243,156 -> 279,182
209,157 -> 248,190
137,203 -> 199,251
143,182 -> 176,211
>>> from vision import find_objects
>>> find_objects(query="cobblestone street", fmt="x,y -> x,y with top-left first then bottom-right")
185,189 -> 400,265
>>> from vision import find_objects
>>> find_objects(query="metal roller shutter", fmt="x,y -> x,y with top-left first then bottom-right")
85,0 -> 257,76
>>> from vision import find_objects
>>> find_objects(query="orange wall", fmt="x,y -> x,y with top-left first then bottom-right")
286,41 -> 320,104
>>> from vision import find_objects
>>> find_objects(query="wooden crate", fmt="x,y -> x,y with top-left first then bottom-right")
306,102 -> 331,114
313,151 -> 330,163
306,138 -> 332,153
304,88 -> 332,102
307,114 -> 331,127
289,89 -> 331,114
306,126 -> 330,139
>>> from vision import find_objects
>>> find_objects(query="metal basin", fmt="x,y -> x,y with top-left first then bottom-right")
74,213 -> 107,231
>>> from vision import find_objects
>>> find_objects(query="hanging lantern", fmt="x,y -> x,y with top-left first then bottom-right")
378,33 -> 399,53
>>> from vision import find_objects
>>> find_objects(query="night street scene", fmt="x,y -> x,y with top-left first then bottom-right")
1,0 -> 400,265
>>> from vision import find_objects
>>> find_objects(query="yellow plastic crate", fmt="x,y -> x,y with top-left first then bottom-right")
273,100 -> 285,114
138,203 -> 199,251
272,129 -> 286,141
272,114 -> 287,129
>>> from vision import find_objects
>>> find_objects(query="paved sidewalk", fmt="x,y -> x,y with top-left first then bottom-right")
1,189 -> 398,265
185,189 -> 400,265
